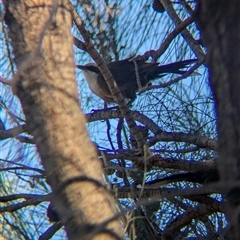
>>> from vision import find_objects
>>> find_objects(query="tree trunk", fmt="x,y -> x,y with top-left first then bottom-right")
195,1 -> 240,238
3,0 -> 123,239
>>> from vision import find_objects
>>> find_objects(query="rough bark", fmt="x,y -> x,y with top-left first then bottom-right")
195,1 -> 240,238
3,0 -> 123,239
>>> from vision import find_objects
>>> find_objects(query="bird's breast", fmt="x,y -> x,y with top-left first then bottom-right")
83,70 -> 113,102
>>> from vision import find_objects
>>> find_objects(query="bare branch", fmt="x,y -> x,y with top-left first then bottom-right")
0,199 -> 44,213
150,156 -> 216,172
0,166 -> 44,174
0,125 -> 26,140
160,0 -> 205,60
116,186 -> 219,201
162,204 -> 218,239
0,193 -> 48,203
149,131 -> 217,150
86,109 -> 217,150
138,16 -> 195,61
39,222 -> 63,240
0,158 -> 43,173
0,76 -> 12,86
73,36 -> 87,51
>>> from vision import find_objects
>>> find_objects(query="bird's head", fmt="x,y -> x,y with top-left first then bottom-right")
76,63 -> 100,83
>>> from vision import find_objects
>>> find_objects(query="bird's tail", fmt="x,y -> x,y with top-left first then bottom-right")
154,59 -> 197,76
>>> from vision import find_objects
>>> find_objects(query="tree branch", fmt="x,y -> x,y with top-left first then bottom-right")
160,0 -> 205,61
86,109 -> 217,150
162,204 -> 218,239
39,222 -> 63,240
138,16 -> 195,61
0,199 -> 44,213
0,193 -> 48,203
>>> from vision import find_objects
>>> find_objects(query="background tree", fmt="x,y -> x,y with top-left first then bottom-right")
195,1 -> 240,239
0,0 -> 238,239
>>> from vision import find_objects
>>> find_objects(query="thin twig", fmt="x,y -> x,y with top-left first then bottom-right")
39,222 -> 63,240
0,193 -> 48,203
0,99 -> 25,123
73,36 -> 87,51
162,204 -> 219,239
0,76 -> 12,86
179,0 -> 194,16
137,16 -> 194,62
160,0 -> 205,61
0,125 -> 26,140
0,199 -> 44,212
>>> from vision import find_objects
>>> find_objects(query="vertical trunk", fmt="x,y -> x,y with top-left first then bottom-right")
196,1 -> 240,238
3,0 -> 122,239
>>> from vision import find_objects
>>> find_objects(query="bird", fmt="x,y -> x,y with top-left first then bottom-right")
76,58 -> 197,103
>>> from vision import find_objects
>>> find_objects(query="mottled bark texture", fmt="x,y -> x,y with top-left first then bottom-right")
195,1 -> 240,238
3,0 -> 122,239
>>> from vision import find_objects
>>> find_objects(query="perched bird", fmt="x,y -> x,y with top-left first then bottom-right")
76,58 -> 197,103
